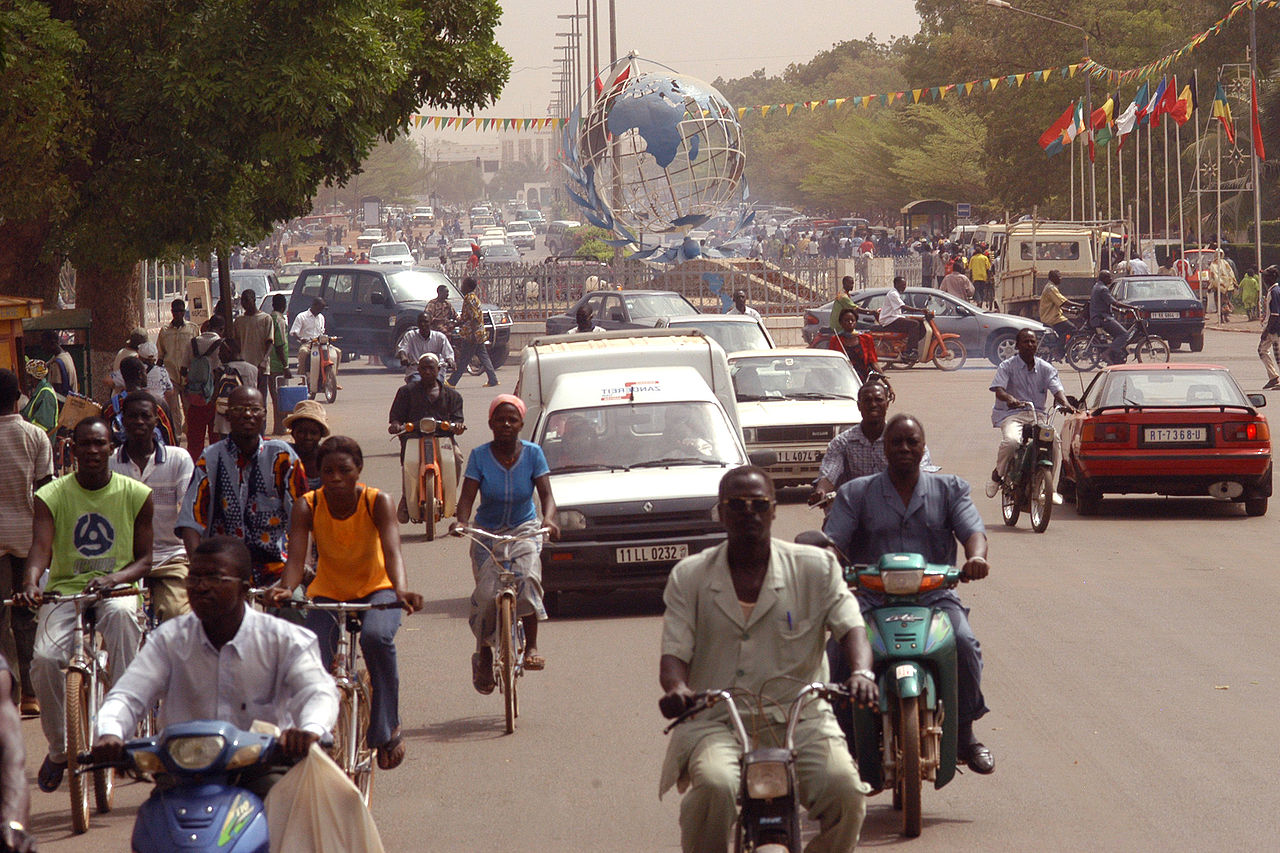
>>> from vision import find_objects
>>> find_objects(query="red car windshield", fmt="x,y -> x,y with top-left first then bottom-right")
1094,370 -> 1247,408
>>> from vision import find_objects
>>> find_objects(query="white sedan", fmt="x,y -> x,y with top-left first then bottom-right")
728,348 -> 863,488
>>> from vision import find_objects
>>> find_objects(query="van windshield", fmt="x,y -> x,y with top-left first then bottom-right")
370,242 -> 409,259
538,401 -> 744,472
386,270 -> 461,303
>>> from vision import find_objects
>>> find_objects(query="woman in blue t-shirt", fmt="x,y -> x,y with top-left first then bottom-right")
452,394 -> 559,694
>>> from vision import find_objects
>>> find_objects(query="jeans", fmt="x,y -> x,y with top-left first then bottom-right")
1259,330 -> 1280,381
304,588 -> 402,749
468,523 -> 545,646
447,339 -> 497,386
186,395 -> 217,457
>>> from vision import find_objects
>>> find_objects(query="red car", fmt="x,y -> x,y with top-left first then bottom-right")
1060,364 -> 1272,516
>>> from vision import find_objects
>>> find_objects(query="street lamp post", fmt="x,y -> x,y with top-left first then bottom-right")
982,0 -> 1094,222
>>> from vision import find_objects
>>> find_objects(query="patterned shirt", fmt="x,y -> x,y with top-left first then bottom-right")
459,292 -> 487,344
0,414 -> 54,558
177,437 -> 307,580
426,297 -> 458,332
818,425 -> 936,489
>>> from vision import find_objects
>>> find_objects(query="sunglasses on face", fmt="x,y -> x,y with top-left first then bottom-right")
720,497 -> 774,514
184,574 -> 244,590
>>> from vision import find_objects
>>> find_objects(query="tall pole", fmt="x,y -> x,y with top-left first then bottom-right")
1119,129 -> 1125,230
1070,133 -> 1076,220
608,0 -> 617,65
1250,4 -> 1264,277
1217,113 -> 1224,247
1147,121 -> 1154,242
1194,79 -> 1204,252
1106,140 -> 1113,220
1176,118 -> 1185,252
591,0 -> 601,96
1085,33 -> 1096,220
1134,120 -> 1141,244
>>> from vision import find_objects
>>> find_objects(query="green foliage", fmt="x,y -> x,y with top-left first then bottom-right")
567,225 -> 613,260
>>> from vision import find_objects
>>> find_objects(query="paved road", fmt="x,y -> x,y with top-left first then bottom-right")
26,328 -> 1280,850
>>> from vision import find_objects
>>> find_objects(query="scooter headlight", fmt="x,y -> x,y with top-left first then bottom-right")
132,751 -> 163,774
558,509 -> 587,530
881,569 -> 924,595
166,735 -> 226,771
418,417 -> 439,434
745,761 -> 790,800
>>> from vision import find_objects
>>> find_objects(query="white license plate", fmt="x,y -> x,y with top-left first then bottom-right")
775,449 -> 822,463
1144,426 -> 1206,443
616,544 -> 689,564
1151,311 -> 1180,320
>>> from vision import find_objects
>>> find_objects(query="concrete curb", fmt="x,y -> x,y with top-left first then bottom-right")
1206,323 -> 1262,334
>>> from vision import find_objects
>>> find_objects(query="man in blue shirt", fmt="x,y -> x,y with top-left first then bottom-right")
985,329 -> 1073,498
824,414 -> 995,774
1089,270 -> 1139,364
1257,267 -> 1280,389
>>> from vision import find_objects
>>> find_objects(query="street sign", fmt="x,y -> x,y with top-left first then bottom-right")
956,202 -> 971,219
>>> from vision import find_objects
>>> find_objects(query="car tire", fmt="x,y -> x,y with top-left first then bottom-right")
1189,331 -> 1204,352
489,343 -> 510,369
1245,497 -> 1268,516
1075,482 -> 1101,516
385,323 -> 414,370
988,332 -> 1018,366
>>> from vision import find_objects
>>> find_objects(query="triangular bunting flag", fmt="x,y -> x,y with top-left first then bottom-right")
912,89 -> 923,103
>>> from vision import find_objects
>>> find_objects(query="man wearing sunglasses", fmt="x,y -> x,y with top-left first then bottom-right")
823,414 -> 994,775
178,387 -> 308,587
659,467 -> 876,852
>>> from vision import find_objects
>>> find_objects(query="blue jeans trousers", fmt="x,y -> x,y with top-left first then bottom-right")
447,339 -> 497,386
305,588 -> 402,749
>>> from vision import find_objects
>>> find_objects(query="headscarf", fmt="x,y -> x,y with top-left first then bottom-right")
25,360 -> 48,380
488,394 -> 525,420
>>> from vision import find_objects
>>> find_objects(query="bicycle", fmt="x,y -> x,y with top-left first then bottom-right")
1066,309 -> 1171,371
6,585 -> 139,834
451,525 -> 550,734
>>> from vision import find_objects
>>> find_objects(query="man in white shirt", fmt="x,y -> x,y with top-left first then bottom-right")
726,289 -> 762,321
289,297 -> 332,382
92,536 -> 337,769
109,391 -> 194,621
396,311 -> 455,379
876,276 -> 926,357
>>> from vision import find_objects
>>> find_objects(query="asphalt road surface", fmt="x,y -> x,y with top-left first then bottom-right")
26,326 -> 1280,851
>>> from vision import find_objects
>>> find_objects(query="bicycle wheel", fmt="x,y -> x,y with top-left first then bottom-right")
66,670 -> 91,834
353,669 -> 374,805
932,338 -> 966,371
92,662 -> 114,814
499,596 -> 516,734
1066,336 -> 1099,372
1136,336 -> 1171,363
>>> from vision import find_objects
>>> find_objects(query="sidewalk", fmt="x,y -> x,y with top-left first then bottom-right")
1206,315 -> 1261,334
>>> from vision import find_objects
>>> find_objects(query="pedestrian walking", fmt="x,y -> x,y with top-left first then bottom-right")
1257,267 -> 1280,390
446,277 -> 498,388
156,298 -> 200,439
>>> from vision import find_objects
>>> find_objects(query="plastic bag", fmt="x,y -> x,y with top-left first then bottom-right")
265,743 -> 386,853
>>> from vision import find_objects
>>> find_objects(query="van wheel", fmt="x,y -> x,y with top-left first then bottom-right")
384,323 -> 414,370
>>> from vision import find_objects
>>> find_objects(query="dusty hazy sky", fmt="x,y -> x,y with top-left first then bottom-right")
472,0 -> 922,117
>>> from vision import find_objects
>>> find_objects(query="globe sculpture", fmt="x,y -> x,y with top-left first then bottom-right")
562,60 -> 749,258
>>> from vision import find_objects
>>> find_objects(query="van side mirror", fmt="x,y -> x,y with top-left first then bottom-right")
1248,393 -> 1267,408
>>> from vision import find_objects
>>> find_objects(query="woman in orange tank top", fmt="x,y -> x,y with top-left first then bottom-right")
271,436 -> 423,771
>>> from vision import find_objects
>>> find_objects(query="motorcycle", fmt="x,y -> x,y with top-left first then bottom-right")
996,402 -> 1065,533
865,311 -> 966,371
396,417 -> 463,540
1036,306 -> 1088,364
664,682 -> 850,853
81,720 -> 286,852
304,335 -> 341,403
794,543 -> 963,839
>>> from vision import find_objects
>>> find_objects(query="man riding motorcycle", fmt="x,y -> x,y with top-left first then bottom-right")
1089,270 -> 1139,364
388,353 -> 465,524
876,276 -> 927,359
396,311 -> 455,381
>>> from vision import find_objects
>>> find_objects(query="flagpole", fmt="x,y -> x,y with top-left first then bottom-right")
1134,115 -> 1141,243
1147,121 -> 1154,243
1119,127 -> 1125,232
1070,131 -> 1076,220
1250,4 -> 1264,278
1107,140 -> 1113,220
1176,118 -> 1185,254
1194,76 -> 1204,253
1162,119 -> 1171,239
1217,110 -> 1223,248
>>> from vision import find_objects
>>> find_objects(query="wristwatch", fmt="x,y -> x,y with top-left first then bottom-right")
852,669 -> 875,682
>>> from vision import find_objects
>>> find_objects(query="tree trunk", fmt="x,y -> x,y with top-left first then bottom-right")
0,220 -> 61,306
78,263 -> 140,403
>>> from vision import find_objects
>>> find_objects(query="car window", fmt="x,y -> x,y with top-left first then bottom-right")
325,273 -> 356,304
602,295 -> 626,323
1123,279 -> 1196,300
537,401 -> 744,470
583,294 -> 606,318
624,293 -> 697,319
731,355 -> 858,400
354,273 -> 387,305
298,274 -> 323,299
858,294 -> 888,313
1098,370 -> 1247,407
676,320 -> 771,353
1019,241 -> 1081,261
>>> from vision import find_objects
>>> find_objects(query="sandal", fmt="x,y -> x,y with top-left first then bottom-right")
471,652 -> 495,694
376,732 -> 405,770
523,652 -> 546,671
37,754 -> 66,793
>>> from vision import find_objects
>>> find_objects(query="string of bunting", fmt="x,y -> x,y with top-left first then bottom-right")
409,115 -> 568,131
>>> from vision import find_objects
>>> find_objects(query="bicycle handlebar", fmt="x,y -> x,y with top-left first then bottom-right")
1,585 -> 138,607
452,525 -> 551,543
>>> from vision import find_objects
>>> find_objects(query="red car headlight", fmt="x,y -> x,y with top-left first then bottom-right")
1082,423 -> 1130,443
1223,422 -> 1269,442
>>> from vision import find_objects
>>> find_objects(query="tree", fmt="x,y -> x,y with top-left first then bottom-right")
1,0 -> 509,394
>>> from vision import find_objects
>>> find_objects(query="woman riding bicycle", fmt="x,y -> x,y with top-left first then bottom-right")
268,435 -> 423,770
450,395 -> 559,694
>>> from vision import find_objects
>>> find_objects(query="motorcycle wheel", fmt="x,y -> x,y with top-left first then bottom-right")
1029,468 -> 1053,532
323,368 -> 338,403
1136,336 -> 1171,363
1000,484 -> 1020,526
898,694 -> 923,838
1066,337 -> 1099,372
422,471 -> 437,542
467,356 -> 484,376
66,670 -> 90,834
932,338 -> 966,371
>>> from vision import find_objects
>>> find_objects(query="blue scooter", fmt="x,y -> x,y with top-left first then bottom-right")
82,720 -> 284,852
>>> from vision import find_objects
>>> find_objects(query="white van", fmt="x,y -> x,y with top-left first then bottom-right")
517,330 -> 759,610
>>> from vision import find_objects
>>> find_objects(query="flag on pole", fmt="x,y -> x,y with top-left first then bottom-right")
1212,81 -> 1237,145
1040,100 -> 1077,156
1169,79 -> 1197,125
1140,78 -> 1165,126
1115,98 -> 1140,148
1065,100 -> 1086,145
1121,83 -> 1150,145
1151,75 -> 1178,127
1252,71 -> 1266,161
1091,93 -> 1116,158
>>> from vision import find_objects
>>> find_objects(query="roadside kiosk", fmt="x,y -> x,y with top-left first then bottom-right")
21,307 -> 91,397
0,296 -> 44,374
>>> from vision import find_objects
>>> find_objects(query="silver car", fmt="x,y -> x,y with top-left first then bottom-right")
805,287 -> 1047,365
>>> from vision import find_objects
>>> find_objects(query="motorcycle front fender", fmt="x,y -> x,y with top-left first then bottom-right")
133,786 -> 270,853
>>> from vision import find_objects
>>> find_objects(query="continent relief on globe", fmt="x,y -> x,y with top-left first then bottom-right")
605,91 -> 695,169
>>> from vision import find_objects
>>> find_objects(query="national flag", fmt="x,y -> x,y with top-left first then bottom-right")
1252,71 -> 1266,161
1169,76 -> 1197,126
1064,100 -> 1086,145
1115,99 -> 1140,148
1212,81 -> 1237,145
1089,94 -> 1115,161
594,57 -> 633,96
1152,75 -> 1178,127
1140,78 -> 1166,126
1039,100 -> 1076,156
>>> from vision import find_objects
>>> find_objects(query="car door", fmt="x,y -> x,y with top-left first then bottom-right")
852,293 -> 888,330
915,291 -> 982,349
599,294 -> 628,327
352,272 -> 393,356
321,271 -> 358,351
